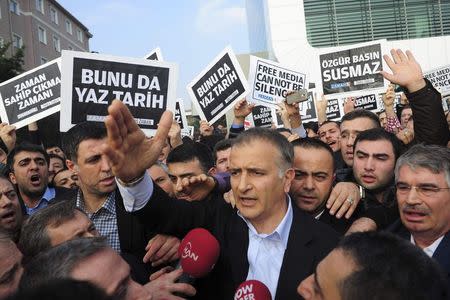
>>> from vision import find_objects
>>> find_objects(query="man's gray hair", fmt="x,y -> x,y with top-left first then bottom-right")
20,237 -> 109,290
395,144 -> 450,187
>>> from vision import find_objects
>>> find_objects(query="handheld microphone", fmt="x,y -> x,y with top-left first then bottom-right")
234,280 -> 272,300
176,228 -> 220,284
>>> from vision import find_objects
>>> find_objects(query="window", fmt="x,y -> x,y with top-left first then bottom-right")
38,26 -> 47,44
76,29 -> 83,42
304,0 -> 450,47
52,35 -> 60,52
50,7 -> 58,24
65,19 -> 72,34
36,0 -> 44,13
0,37 -> 4,48
0,5 -> 2,19
40,57 -> 47,64
9,0 -> 19,15
12,34 -> 22,48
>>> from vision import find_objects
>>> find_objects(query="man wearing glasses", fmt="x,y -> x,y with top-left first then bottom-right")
391,144 -> 450,288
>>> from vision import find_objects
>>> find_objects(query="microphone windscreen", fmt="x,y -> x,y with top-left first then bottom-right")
178,228 -> 220,278
234,280 -> 272,300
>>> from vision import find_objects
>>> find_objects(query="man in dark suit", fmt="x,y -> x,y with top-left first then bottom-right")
103,100 -> 339,299
58,122 -> 180,284
390,144 -> 450,289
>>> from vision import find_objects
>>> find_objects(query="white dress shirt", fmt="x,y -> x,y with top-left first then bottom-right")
410,235 -> 444,257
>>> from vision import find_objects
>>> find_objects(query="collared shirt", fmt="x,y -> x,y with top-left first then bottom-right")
410,235 -> 444,258
239,196 -> 293,300
25,186 -> 55,215
76,190 -> 121,252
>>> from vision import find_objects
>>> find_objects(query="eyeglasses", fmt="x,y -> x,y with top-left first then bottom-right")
396,183 -> 450,197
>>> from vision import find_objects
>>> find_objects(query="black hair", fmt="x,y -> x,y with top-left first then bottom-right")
61,122 -> 107,162
291,138 -> 335,171
7,143 -> 49,171
213,139 -> 233,162
341,109 -> 381,129
353,128 -> 403,161
338,232 -> 448,300
166,142 -> 214,173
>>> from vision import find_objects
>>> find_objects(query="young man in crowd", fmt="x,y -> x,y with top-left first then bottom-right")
102,100 -> 339,300
7,143 -> 72,215
213,139 -> 232,173
0,175 -> 23,241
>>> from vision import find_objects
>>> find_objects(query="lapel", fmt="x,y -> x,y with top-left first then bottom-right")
275,205 -> 315,300
227,212 -> 250,287
432,232 -> 450,276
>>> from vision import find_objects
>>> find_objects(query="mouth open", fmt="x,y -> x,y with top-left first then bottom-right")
1,211 -> 15,222
30,174 -> 41,185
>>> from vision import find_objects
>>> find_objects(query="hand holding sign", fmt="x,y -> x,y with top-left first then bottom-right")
168,120 -> 182,149
0,123 -> 16,152
380,49 -> 426,93
315,94 -> 328,125
382,84 -> 396,108
233,99 -> 254,125
102,99 -> 173,183
343,97 -> 355,114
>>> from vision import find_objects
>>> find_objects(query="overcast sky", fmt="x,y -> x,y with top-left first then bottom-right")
57,0 -> 250,108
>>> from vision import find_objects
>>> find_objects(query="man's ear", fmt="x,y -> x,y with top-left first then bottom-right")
208,167 -> 217,176
66,159 -> 77,173
9,172 -> 17,185
283,168 -> 295,193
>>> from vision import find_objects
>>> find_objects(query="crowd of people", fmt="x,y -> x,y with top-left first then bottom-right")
0,49 -> 449,299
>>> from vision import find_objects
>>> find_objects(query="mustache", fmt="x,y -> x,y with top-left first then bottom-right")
401,204 -> 430,215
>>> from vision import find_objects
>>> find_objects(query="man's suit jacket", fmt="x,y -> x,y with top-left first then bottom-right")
390,220 -> 450,289
56,188 -> 157,284
18,186 -> 74,215
135,184 -> 340,299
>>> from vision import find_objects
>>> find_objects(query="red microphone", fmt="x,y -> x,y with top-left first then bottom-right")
177,228 -> 220,281
234,280 -> 272,300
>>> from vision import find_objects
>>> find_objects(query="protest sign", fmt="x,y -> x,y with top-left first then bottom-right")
424,65 -> 450,96
251,105 -> 273,128
320,41 -> 386,96
60,51 -> 178,135
326,98 -> 342,120
0,59 -> 61,129
181,125 -> 194,138
145,47 -> 164,61
174,98 -> 188,129
248,56 -> 307,108
299,92 -> 318,122
187,46 -> 249,125
353,93 -> 379,112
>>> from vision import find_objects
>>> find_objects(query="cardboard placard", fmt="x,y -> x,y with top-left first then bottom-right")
248,56 -> 307,108
145,47 -> 164,61
320,41 -> 387,96
251,105 -> 273,128
299,92 -> 318,122
424,65 -> 450,96
0,59 -> 61,128
60,51 -> 178,135
187,46 -> 249,125
174,98 -> 188,129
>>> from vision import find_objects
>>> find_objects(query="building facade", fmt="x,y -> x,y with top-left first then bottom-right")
247,0 -> 450,87
0,0 -> 91,71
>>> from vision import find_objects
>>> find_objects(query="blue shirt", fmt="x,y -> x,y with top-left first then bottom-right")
25,186 -> 55,215
238,195 -> 293,300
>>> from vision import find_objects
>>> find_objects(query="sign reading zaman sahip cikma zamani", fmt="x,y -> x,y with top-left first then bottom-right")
0,59 -> 61,129
60,50 -> 178,136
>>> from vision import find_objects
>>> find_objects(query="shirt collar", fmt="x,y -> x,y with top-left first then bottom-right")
410,234 -> 445,257
238,194 -> 293,250
76,190 -> 116,214
41,186 -> 55,202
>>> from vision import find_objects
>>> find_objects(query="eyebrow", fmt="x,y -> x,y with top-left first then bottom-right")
169,172 -> 197,179
356,150 -> 390,158
0,263 -> 19,283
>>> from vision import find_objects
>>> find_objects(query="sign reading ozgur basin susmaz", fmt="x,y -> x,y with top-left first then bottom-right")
0,59 -> 61,129
60,50 -> 178,135
320,41 -> 387,96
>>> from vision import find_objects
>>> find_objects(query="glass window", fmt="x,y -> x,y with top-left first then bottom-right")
304,0 -> 450,47
40,57 -> 47,64
12,34 -> 22,48
50,7 -> 58,24
77,29 -> 83,42
36,0 -> 44,13
52,35 -> 60,52
9,0 -> 19,15
38,26 -> 47,44
65,19 -> 72,34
